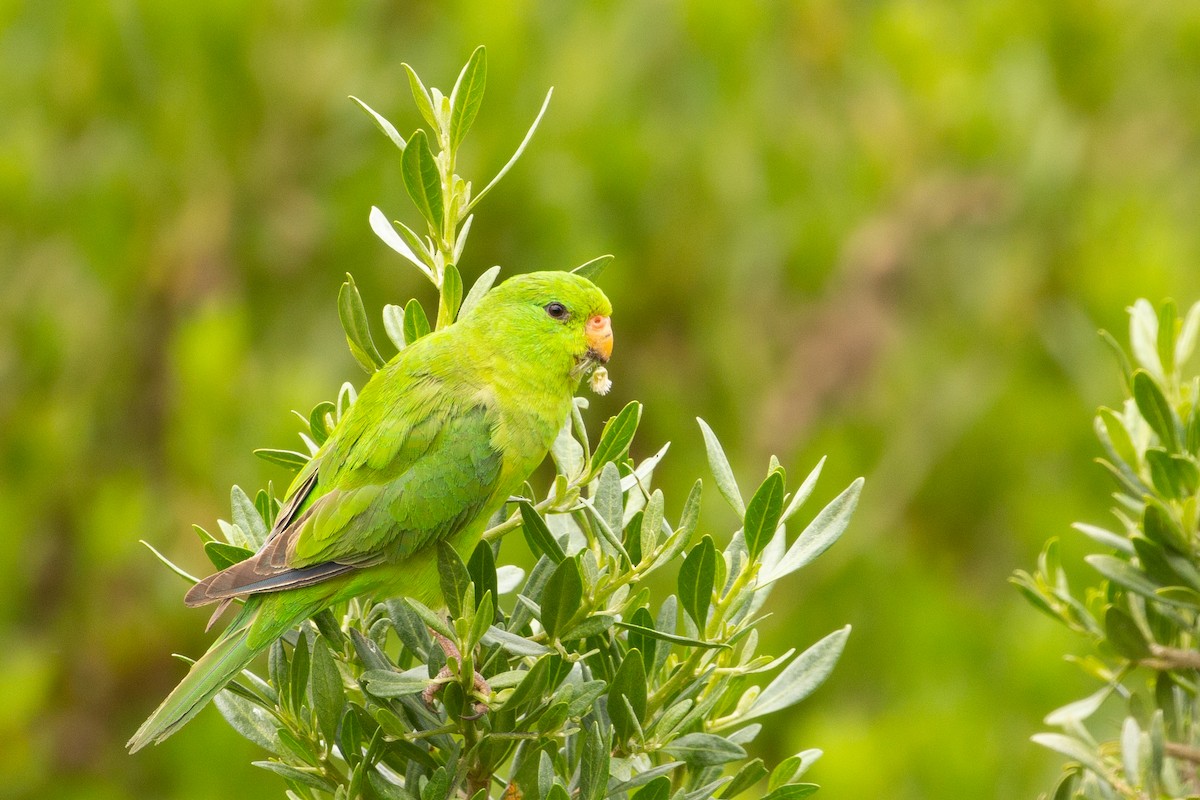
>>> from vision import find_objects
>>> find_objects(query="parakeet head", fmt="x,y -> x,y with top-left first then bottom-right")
464,271 -> 613,385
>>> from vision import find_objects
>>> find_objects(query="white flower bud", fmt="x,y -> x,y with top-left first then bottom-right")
589,367 -> 612,395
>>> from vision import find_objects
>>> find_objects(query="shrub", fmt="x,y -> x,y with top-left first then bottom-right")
145,48 -> 860,800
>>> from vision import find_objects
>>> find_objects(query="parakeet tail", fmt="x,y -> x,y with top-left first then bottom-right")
127,600 -> 274,752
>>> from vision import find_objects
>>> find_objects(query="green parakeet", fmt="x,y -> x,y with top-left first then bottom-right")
128,271 -> 613,752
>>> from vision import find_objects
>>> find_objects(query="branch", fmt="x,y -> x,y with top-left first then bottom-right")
1146,644 -> 1200,671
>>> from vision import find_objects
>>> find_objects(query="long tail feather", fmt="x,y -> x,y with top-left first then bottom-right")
127,603 -> 266,752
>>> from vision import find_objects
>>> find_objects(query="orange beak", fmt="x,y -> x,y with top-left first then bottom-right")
586,315 -> 613,363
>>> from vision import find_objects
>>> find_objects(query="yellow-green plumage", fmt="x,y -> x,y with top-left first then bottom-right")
128,271 -> 612,752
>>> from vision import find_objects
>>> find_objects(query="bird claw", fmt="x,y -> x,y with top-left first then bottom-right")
424,630 -> 491,719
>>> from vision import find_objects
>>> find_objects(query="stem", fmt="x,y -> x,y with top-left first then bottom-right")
1166,741 -> 1200,764
647,562 -> 756,717
1146,644 -> 1200,671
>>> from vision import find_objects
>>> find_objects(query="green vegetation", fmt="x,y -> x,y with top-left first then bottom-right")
1016,301 -> 1200,798
5,3 -> 1200,799
139,50 -> 857,799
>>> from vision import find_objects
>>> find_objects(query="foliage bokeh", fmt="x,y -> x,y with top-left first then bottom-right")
5,2 -> 1200,798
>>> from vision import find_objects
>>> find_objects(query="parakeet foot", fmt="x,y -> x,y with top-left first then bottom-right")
423,631 -> 491,718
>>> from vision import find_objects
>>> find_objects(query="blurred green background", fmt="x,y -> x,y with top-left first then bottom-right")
5,1 -> 1200,798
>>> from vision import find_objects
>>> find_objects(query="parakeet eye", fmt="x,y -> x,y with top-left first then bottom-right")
545,302 -> 569,320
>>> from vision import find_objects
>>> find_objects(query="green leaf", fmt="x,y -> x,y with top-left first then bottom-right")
288,633 -> 311,716
1044,686 -> 1111,726
613,620 -> 729,650
743,471 -> 785,557
204,540 -> 254,571
269,639 -> 289,694
1158,299 -> 1178,375
386,600 -> 430,659
743,625 -> 851,722
437,542 -> 471,619
561,614 -> 615,641
764,478 -> 862,584
1133,369 -> 1182,452
678,479 -> 703,543
139,540 -> 201,584
571,254 -> 613,281
1097,407 -> 1139,468
230,486 -> 268,549
382,304 -> 406,350
780,457 -> 825,525
1130,299 -> 1165,378
307,401 -> 336,447
520,501 -> 566,564
584,494 -> 631,564
1051,772 -> 1080,800
338,273 -> 385,372
1032,733 -> 1111,779
504,654 -> 565,712
769,751 -> 823,792
404,597 -> 455,640
437,263 -> 463,329
640,489 -> 665,559
217,519 -> 249,549
253,488 -> 277,530
1099,328 -> 1134,391
1148,448 -> 1200,499
392,217 -> 435,265
627,608 -> 658,671
1188,404 -> 1200,454
594,462 -> 625,547
254,448 -> 309,471
275,727 -> 317,767
761,785 -> 819,800
214,689 -> 282,754
590,401 -> 642,476
422,766 -> 451,800
468,591 -> 495,649
540,558 -> 583,640
608,650 -> 647,742
459,265 -> 501,319
482,625 -> 551,657
443,682 -> 469,723
697,418 -> 744,516
403,63 -> 438,130
349,95 -> 406,150
1132,536 -> 1185,591
662,733 -> 747,767
449,46 -> 487,150
402,129 -> 444,231
1177,301 -> 1200,368
467,540 -> 499,612
309,637 -> 344,747
1086,554 -> 1190,605
253,761 -> 336,793
336,704 -> 364,767
1072,522 -> 1134,554
467,87 -> 553,213
403,298 -> 431,344
1143,499 -> 1190,553
1120,717 -> 1141,786
579,721 -> 609,800
679,536 -> 717,629
369,205 -> 430,275
721,759 -> 768,799
362,668 -> 432,698
624,511 -> 645,566
630,776 -> 672,800
1106,605 -> 1150,660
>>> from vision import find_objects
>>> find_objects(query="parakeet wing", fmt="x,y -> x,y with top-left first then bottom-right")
185,378 -> 503,605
